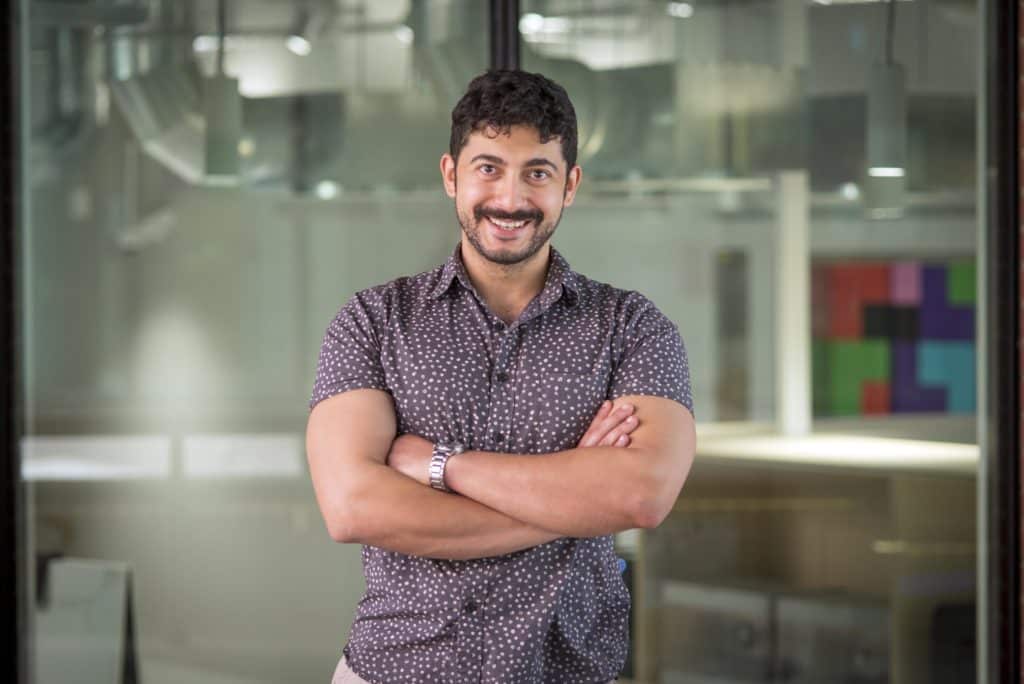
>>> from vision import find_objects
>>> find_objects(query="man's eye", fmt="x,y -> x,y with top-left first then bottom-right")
480,165 -> 496,174
530,170 -> 550,180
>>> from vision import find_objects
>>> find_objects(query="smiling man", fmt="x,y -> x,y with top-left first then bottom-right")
306,70 -> 696,684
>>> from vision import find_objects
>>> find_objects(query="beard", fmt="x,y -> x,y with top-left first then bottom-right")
456,198 -> 563,267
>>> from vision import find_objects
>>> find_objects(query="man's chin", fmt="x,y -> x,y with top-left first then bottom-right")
478,246 -> 534,266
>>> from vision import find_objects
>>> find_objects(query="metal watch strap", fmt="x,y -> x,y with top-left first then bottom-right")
429,442 -> 464,492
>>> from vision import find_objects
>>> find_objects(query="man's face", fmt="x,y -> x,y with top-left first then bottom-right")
440,124 -> 582,267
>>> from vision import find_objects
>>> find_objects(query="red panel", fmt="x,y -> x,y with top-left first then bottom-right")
812,265 -> 830,337
861,380 -> 891,415
825,263 -> 892,339
827,266 -> 861,338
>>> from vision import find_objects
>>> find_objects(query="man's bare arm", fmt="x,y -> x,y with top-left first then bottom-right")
306,391 -> 639,559
443,396 -> 696,538
306,389 -> 562,560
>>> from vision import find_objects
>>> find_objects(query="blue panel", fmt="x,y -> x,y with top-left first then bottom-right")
918,342 -> 976,413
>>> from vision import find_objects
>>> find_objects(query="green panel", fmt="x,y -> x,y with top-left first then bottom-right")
826,340 -> 890,416
812,340 -> 830,416
948,261 -> 976,305
862,339 -> 890,379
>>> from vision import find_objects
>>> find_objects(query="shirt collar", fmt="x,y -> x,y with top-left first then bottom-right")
429,243 -> 581,306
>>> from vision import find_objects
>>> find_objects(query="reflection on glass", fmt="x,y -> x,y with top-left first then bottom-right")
522,1 -> 979,682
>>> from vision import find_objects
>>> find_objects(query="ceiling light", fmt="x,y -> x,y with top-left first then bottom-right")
839,182 -> 860,200
864,0 -> 906,218
193,35 -> 217,53
519,13 -> 545,35
868,167 -> 905,178
286,35 -> 311,56
394,25 -> 414,45
237,137 -> 255,158
667,2 -> 694,18
315,180 -> 340,199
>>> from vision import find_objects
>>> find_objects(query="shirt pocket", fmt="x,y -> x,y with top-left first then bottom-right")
517,370 -> 609,452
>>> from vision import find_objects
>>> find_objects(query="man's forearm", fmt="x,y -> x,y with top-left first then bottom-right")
443,445 -> 676,538
336,461 -> 561,560
442,398 -> 695,537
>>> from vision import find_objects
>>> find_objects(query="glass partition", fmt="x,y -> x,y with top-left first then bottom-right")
16,0 -> 988,683
521,1 -> 979,682
19,1 -> 487,681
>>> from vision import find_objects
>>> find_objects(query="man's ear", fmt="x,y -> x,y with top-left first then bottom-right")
440,154 -> 457,198
562,165 -> 583,207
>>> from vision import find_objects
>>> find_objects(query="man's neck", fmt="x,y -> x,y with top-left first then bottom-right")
459,240 -> 550,324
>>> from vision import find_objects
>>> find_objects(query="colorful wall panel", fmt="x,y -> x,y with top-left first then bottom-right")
812,259 -> 976,417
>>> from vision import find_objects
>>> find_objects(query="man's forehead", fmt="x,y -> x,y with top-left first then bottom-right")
463,124 -> 564,161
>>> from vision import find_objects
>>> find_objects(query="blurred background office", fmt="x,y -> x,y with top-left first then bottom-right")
10,0 -> 1010,682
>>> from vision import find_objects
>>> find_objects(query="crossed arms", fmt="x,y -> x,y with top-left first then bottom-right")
305,389 -> 696,561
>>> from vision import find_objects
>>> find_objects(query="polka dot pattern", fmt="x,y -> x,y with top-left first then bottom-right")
311,245 -> 693,683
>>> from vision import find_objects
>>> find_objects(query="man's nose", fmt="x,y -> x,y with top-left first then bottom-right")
490,175 -> 530,212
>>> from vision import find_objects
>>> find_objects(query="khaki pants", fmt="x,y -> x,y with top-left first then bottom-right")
331,655 -> 616,683
331,656 -> 371,683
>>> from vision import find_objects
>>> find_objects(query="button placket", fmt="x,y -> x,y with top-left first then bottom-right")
484,328 -> 517,450
455,576 -> 486,683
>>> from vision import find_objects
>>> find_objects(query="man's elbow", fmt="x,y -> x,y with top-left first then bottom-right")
320,481 -> 370,544
325,515 -> 357,544
630,456 -> 691,529
631,497 -> 674,530
625,480 -> 675,529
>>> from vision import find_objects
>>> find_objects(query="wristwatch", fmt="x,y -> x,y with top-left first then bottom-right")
429,442 -> 465,492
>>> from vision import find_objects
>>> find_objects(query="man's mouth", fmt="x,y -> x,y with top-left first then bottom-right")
487,217 -> 531,232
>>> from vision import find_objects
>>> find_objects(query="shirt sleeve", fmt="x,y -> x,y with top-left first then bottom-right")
608,295 -> 695,416
308,291 -> 389,411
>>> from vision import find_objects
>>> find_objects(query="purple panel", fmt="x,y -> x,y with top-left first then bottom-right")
891,341 -> 947,412
918,266 -> 975,340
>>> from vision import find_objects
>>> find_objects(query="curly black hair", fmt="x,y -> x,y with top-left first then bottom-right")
449,70 -> 578,170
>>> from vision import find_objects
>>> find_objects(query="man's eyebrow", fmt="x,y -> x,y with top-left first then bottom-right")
524,157 -> 558,171
469,154 -> 506,166
468,154 -> 560,171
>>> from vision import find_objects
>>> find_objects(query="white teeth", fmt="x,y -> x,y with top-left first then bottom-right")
490,218 -> 527,230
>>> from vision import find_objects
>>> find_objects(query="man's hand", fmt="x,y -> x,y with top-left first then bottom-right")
577,400 -> 638,448
386,400 -> 640,485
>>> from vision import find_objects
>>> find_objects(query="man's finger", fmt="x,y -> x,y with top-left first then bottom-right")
598,416 -> 637,447
579,401 -> 612,447
582,404 -> 635,448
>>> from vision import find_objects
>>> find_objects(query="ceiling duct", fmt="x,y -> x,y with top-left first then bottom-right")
100,0 -> 972,201
106,0 -> 243,187
108,64 -> 217,185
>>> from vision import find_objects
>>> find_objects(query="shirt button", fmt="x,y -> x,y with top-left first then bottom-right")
495,372 -> 509,383
493,432 -> 505,443
464,599 -> 478,614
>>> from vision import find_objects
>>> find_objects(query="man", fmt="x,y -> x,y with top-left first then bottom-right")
306,70 -> 696,684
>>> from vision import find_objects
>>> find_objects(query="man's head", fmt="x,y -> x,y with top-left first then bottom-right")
441,70 -> 582,268
449,70 -> 578,171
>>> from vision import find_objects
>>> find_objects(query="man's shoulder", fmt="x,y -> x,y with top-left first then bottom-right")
347,262 -> 448,312
572,271 -> 661,316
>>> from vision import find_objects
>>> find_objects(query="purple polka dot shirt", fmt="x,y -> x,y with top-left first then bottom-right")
311,244 -> 693,683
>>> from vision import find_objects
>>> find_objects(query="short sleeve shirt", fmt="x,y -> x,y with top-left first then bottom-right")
310,244 -> 694,684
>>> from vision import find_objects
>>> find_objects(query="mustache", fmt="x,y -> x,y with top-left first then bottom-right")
475,207 -> 543,223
